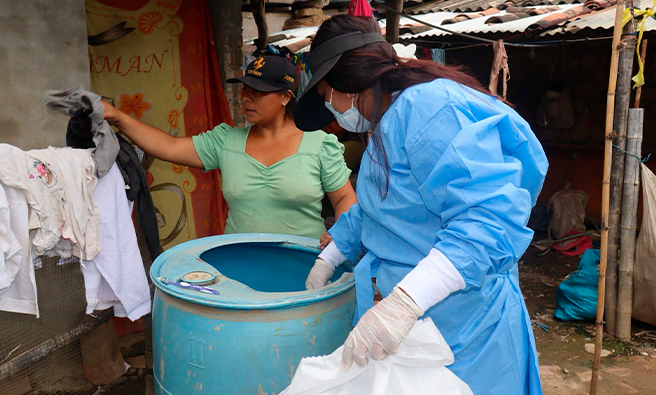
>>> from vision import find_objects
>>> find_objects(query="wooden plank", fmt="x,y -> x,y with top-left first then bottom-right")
0,310 -> 113,382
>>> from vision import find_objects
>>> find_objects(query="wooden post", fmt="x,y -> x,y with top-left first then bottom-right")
605,10 -> 636,337
616,108 -> 644,340
251,0 -> 268,53
385,0 -> 403,43
634,39 -> 649,108
590,1 -> 625,393
208,0 -> 245,126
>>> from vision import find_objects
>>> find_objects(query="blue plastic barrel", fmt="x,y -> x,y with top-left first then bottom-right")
150,234 -> 356,394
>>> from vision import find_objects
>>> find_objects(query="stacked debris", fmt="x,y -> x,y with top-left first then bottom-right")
284,0 -> 333,29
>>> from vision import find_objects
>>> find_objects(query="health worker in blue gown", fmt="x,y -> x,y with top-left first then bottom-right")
297,15 -> 548,395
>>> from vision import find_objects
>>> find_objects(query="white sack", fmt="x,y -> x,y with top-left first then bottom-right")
281,318 -> 472,395
633,164 -> 656,326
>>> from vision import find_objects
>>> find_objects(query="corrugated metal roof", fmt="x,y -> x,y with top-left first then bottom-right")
245,26 -> 319,53
262,13 -> 462,51
406,0 -> 582,13
255,0 -> 654,52
382,12 -> 462,28
400,4 -> 580,38
544,0 -> 656,35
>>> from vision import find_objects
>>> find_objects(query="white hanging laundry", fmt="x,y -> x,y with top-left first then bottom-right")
282,318 -> 473,395
0,183 -> 39,316
0,184 -> 22,290
0,144 -> 101,261
81,164 -> 150,321
28,147 -> 101,260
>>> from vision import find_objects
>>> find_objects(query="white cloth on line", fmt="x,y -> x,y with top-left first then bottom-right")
0,183 -> 39,316
81,164 -> 151,321
28,147 -> 101,260
0,184 -> 22,290
0,144 -> 101,260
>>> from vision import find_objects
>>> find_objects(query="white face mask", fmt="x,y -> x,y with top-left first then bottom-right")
324,88 -> 372,133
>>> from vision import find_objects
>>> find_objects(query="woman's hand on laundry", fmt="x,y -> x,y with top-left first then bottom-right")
341,286 -> 422,371
320,232 -> 333,249
101,100 -> 124,125
305,258 -> 335,290
100,100 -> 205,169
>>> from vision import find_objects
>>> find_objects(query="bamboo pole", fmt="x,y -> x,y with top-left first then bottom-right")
590,1 -> 626,393
634,39 -> 649,108
616,108 -> 644,340
605,21 -> 637,336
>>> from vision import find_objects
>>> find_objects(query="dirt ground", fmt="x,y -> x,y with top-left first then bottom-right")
520,249 -> 656,394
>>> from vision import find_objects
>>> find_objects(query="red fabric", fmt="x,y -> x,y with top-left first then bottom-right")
176,0 -> 232,236
94,0 -> 149,11
422,47 -> 432,60
349,0 -> 373,17
88,0 -> 232,240
113,317 -> 144,338
551,230 -> 593,257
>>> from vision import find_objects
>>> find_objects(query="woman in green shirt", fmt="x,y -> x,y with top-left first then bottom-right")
102,55 -> 356,242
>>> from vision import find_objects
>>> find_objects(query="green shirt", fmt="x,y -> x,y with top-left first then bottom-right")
192,124 -> 351,239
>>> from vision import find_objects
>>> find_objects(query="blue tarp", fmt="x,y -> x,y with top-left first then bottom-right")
554,249 -> 600,321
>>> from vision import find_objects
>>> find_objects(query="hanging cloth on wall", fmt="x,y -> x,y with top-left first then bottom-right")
489,40 -> 510,99
349,0 -> 373,17
420,47 -> 445,65
290,53 -> 312,97
431,48 -> 446,65
622,3 -> 655,88
86,0 -> 232,244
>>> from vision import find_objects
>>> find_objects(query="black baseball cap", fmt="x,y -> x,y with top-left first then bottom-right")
295,32 -> 386,132
227,55 -> 297,93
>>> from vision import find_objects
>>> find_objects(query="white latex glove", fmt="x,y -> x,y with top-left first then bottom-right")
341,286 -> 423,371
305,258 -> 335,290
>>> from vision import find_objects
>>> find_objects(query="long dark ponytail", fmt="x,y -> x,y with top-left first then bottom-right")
312,15 -> 491,197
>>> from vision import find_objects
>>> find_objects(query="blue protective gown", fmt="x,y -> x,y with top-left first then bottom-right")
329,79 -> 548,395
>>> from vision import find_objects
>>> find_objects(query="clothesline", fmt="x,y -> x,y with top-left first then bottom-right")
409,35 -> 615,51
613,144 -> 652,163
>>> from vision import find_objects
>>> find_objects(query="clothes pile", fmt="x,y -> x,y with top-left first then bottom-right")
0,86 -> 156,320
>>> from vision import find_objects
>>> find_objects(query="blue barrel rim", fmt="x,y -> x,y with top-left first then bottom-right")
150,233 -> 355,310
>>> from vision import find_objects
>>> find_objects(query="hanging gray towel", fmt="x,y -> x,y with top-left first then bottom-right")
43,85 -> 119,178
